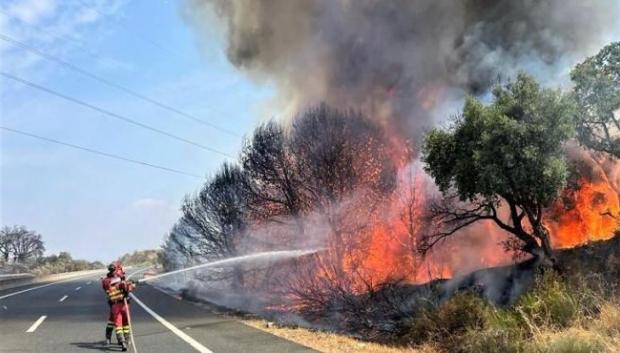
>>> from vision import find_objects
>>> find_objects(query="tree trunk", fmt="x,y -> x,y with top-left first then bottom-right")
533,225 -> 559,270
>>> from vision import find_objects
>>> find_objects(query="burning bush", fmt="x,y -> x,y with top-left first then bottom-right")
161,104 -> 406,309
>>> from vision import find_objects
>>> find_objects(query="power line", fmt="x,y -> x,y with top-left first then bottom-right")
0,126 -> 203,179
0,32 -> 240,137
0,9 -> 125,69
1,71 -> 234,158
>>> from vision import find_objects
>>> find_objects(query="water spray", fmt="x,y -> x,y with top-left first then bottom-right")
136,249 -> 321,283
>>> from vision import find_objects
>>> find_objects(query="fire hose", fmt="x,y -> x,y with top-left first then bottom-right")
124,296 -> 137,353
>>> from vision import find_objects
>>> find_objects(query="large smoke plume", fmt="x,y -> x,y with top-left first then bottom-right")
182,0 -> 618,142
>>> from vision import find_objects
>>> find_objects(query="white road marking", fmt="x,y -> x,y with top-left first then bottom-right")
59,295 -> 68,302
130,294 -> 214,353
86,281 -> 92,285
2,305 -> 7,310
0,272 -> 104,301
75,286 -> 81,291
26,315 -> 47,333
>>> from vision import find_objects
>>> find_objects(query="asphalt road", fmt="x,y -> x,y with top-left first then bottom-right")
0,271 -> 316,353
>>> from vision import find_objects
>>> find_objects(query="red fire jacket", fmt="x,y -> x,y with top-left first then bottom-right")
101,275 -> 133,304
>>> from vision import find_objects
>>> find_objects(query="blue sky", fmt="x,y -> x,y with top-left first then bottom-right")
0,0 -> 274,262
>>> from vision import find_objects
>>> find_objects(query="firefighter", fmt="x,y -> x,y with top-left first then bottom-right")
102,262 -> 134,351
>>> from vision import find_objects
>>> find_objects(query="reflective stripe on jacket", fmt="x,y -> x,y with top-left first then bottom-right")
102,275 -> 128,303
106,286 -> 124,302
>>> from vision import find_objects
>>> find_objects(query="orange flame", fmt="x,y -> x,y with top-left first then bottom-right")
547,181 -> 619,248
325,145 -> 619,289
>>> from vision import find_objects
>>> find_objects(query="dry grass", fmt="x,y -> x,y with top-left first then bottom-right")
239,263 -> 620,353
241,302 -> 620,353
242,319 -> 437,353
593,301 -> 620,336
531,328 -> 612,353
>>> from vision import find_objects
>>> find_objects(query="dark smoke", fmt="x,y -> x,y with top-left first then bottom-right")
182,0 -> 618,141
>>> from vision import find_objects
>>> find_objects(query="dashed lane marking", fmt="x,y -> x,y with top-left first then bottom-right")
26,315 -> 47,333
59,295 -> 68,302
75,286 -> 81,291
130,294 -> 214,353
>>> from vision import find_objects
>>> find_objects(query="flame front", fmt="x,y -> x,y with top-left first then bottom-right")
547,162 -> 620,248
320,146 -> 619,289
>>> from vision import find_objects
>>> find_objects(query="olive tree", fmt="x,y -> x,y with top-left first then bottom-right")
422,74 -> 576,263
571,42 -> 620,158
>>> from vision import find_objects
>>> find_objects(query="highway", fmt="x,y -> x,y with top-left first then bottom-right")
0,271 -> 316,353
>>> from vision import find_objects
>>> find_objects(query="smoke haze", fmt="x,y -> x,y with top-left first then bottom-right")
182,0 -> 619,141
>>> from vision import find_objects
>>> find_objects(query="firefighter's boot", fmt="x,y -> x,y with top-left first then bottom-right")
116,329 -> 127,349
104,323 -> 114,346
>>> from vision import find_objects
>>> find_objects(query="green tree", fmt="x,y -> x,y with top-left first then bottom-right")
1,225 -> 45,263
571,42 -> 620,158
422,74 -> 576,262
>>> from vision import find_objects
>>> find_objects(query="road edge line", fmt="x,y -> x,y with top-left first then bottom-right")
129,293 -> 214,353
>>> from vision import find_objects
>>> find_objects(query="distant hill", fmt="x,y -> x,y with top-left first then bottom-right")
118,249 -> 161,267
0,252 -> 104,276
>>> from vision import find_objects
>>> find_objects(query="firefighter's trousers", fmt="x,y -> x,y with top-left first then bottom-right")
106,302 -> 130,343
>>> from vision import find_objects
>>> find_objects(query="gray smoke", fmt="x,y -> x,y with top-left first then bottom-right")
182,0 -> 618,141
